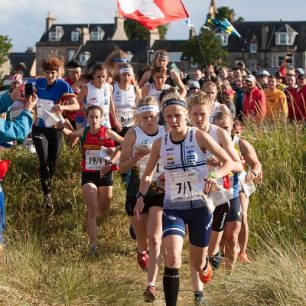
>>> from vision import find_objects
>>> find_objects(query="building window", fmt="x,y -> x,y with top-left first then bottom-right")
273,54 -> 294,68
276,33 -> 296,45
90,28 -> 104,41
215,33 -> 228,46
79,52 -> 91,65
49,26 -> 63,42
68,49 -> 76,61
71,31 -> 79,42
250,43 -> 257,54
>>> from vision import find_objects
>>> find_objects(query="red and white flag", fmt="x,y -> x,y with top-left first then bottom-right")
117,0 -> 189,30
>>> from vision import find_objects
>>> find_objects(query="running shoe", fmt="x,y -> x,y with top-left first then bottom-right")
194,292 -> 207,305
137,251 -> 149,270
209,251 -> 222,270
199,262 -> 213,284
238,251 -> 251,263
89,245 -> 99,256
44,194 -> 53,211
143,285 -> 156,303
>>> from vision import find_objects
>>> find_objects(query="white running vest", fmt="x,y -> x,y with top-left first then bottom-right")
134,126 -> 165,181
147,83 -> 170,103
160,127 -> 207,209
85,82 -> 111,128
113,82 -> 136,127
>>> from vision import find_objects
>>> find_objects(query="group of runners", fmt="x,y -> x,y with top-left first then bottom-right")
3,49 -> 269,305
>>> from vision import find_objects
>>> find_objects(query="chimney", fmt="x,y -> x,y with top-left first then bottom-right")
261,25 -> 269,50
189,28 -> 195,39
26,47 -> 34,53
112,12 -> 128,40
46,12 -> 55,32
81,27 -> 90,45
148,28 -> 160,48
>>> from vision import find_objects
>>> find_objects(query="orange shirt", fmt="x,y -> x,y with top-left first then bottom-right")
264,88 -> 288,119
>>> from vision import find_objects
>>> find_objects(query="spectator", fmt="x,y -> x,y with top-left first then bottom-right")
275,72 -> 286,91
284,70 -> 298,120
264,76 -> 288,120
232,76 -> 245,121
222,88 -> 236,117
242,75 -> 266,121
256,69 -> 270,90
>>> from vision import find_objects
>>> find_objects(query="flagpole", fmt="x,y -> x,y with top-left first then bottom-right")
191,26 -> 208,68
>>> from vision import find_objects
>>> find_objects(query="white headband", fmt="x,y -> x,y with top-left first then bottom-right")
137,105 -> 159,114
119,68 -> 133,75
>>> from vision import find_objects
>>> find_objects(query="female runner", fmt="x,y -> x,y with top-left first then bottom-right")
135,92 -> 235,306
119,96 -> 165,302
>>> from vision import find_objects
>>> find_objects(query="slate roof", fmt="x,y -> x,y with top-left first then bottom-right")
227,21 -> 306,52
9,52 -> 36,76
76,40 -> 148,64
151,40 -> 186,52
37,23 -> 115,45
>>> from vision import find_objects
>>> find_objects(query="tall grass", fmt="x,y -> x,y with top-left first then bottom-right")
0,121 -> 305,305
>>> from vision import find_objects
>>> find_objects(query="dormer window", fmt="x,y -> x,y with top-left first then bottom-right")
250,43 -> 257,54
91,27 -> 105,41
275,24 -> 297,46
79,51 -> 91,65
71,29 -> 80,42
49,26 -> 64,42
215,33 -> 228,46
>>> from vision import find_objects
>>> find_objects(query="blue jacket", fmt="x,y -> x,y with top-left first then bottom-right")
0,94 -> 33,142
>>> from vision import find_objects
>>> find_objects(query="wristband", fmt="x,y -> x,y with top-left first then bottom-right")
136,192 -> 145,199
208,172 -> 218,179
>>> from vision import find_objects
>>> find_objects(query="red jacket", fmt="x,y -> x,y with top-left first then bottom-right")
243,86 -> 267,120
284,86 -> 305,121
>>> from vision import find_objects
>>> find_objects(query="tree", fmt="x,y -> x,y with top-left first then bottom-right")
124,20 -> 167,40
216,6 -> 236,21
182,29 -> 227,67
0,35 -> 12,66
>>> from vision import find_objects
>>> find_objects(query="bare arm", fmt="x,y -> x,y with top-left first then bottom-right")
141,84 -> 150,98
105,128 -> 124,144
170,70 -> 187,98
239,139 -> 262,182
217,127 -> 243,173
138,70 -> 152,89
66,127 -> 85,138
77,86 -> 88,109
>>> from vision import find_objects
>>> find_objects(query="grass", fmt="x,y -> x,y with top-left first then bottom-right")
0,120 -> 305,305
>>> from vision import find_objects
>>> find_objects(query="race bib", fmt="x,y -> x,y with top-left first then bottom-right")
168,170 -> 203,202
138,156 -> 164,182
116,108 -> 134,127
85,148 -> 109,171
239,171 -> 256,198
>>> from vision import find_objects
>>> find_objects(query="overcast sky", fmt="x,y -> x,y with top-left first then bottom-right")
1,0 -> 305,52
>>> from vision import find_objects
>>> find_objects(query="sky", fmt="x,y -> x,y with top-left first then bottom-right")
0,0 -> 305,52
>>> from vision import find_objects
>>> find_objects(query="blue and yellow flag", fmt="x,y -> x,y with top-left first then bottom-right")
207,18 -> 241,38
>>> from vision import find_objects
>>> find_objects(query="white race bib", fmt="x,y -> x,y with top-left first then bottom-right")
138,156 -> 164,182
239,171 -> 256,198
116,108 -> 134,127
168,170 -> 203,202
85,148 -> 110,171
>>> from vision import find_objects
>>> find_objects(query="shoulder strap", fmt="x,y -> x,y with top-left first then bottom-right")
81,126 -> 90,145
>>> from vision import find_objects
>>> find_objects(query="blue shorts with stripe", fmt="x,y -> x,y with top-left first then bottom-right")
162,206 -> 213,248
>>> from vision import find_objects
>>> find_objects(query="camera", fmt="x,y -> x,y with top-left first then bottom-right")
24,83 -> 34,99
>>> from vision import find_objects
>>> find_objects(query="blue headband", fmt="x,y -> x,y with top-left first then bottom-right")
163,99 -> 188,110
112,58 -> 128,63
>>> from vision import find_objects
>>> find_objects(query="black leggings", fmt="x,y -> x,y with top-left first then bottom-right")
32,126 -> 64,195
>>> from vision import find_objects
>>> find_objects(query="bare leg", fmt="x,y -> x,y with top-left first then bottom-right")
97,186 -> 113,217
238,192 -> 249,253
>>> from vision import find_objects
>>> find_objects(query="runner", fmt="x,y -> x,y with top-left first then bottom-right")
76,64 -> 122,131
231,119 -> 263,263
135,92 -> 235,306
32,57 -> 79,208
119,96 -> 165,302
214,111 -> 262,265
104,50 -> 129,84
188,92 -> 243,303
67,105 -> 123,253
138,49 -> 187,98
112,63 -> 141,137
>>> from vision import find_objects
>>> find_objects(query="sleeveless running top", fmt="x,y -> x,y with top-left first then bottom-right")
126,125 -> 165,197
160,127 -> 207,210
112,82 -> 136,127
81,126 -> 115,172
85,82 -> 111,128
147,83 -> 171,103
